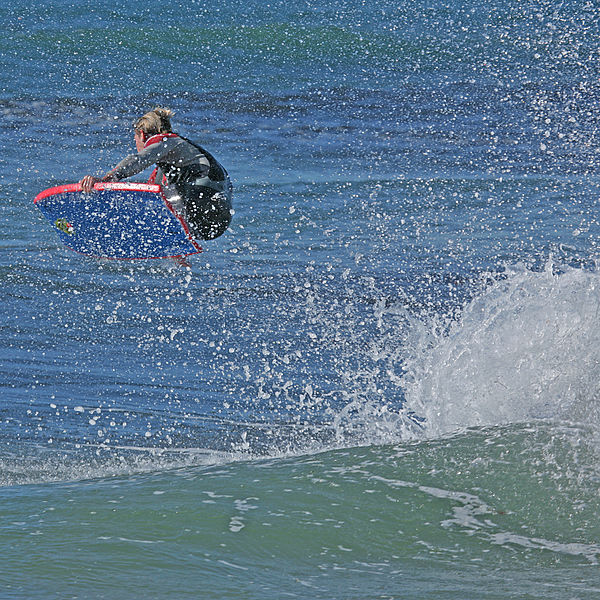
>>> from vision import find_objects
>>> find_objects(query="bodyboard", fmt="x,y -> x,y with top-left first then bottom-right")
34,182 -> 202,260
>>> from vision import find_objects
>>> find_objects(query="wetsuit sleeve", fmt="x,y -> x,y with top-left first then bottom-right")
102,140 -> 177,182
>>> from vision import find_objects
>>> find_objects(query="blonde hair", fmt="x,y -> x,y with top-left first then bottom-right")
134,107 -> 174,135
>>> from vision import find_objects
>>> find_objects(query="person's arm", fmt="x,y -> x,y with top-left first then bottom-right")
80,138 -> 179,192
102,147 -> 159,182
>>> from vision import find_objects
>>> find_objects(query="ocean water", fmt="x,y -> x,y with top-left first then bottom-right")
2,0 -> 600,597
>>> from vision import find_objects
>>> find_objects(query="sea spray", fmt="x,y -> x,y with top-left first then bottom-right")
402,261 -> 600,437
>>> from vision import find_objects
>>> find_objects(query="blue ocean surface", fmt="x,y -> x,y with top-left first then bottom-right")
2,0 -> 600,598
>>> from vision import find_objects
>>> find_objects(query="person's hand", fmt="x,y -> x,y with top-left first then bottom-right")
80,175 -> 100,193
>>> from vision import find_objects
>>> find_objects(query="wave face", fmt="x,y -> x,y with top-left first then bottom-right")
2,425 -> 600,599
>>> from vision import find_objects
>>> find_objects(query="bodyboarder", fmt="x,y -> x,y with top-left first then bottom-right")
80,107 -> 233,240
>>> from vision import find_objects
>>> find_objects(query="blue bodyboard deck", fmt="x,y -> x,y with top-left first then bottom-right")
34,182 -> 202,260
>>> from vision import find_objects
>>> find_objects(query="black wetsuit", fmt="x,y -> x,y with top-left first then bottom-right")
103,133 -> 233,240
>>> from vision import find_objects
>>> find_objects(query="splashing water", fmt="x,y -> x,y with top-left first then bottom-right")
401,261 -> 600,437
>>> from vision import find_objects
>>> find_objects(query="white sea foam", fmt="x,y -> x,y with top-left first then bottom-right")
401,262 -> 600,437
